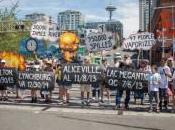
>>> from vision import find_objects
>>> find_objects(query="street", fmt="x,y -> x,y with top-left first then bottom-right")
0,104 -> 175,130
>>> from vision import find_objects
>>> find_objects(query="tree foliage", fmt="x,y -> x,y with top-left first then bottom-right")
0,1 -> 30,52
0,32 -> 29,52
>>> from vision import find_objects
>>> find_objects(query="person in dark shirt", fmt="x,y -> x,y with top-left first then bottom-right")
0,60 -> 8,101
115,55 -> 132,109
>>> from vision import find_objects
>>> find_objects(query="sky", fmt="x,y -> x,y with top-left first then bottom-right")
0,0 -> 139,37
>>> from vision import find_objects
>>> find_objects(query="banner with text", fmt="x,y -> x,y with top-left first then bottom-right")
106,67 -> 148,91
18,71 -> 55,90
122,32 -> 156,50
0,68 -> 17,86
30,21 -> 59,42
60,64 -> 102,84
85,32 -> 115,52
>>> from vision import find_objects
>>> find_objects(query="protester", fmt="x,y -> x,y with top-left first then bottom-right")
167,58 -> 174,103
115,54 -> 132,109
148,65 -> 161,113
100,59 -> 110,104
92,83 -> 100,101
158,58 -> 172,111
134,60 -> 150,105
30,60 -> 41,103
172,68 -> 175,112
55,62 -> 71,104
92,61 -> 101,101
113,58 -> 120,68
0,59 -> 8,101
55,63 -> 62,100
59,60 -> 72,104
80,58 -> 91,105
60,82 -> 71,104
43,60 -> 54,103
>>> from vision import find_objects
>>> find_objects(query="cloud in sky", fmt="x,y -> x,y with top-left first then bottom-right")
0,0 -> 139,37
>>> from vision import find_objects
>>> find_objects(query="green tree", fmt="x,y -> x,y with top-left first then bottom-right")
0,1 -> 30,52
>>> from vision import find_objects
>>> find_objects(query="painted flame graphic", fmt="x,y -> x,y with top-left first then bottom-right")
59,32 -> 79,62
0,52 -> 26,71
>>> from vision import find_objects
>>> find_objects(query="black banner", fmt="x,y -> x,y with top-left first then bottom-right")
60,64 -> 102,84
106,67 -> 148,91
18,71 -> 55,90
0,68 -> 17,86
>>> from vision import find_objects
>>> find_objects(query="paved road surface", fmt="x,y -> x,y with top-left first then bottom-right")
0,105 -> 175,130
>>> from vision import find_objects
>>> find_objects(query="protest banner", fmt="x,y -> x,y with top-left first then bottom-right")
18,71 -> 55,90
47,23 -> 59,42
106,67 -> 148,91
0,68 -> 17,86
122,32 -> 156,50
30,21 -> 59,42
30,21 -> 48,40
60,64 -> 102,84
85,32 -> 115,52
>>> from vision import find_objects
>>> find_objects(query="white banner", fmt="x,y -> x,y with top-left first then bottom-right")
30,22 -> 59,42
85,32 -> 115,52
122,32 -> 156,50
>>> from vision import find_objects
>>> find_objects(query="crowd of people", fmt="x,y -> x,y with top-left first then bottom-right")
0,55 -> 175,113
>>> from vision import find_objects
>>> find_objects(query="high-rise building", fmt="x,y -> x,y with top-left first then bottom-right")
25,13 -> 49,22
139,0 -> 156,31
58,10 -> 85,31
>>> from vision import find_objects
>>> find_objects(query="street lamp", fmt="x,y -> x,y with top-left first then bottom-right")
157,28 -> 166,58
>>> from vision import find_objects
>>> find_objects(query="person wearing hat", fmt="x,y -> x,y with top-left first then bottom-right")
0,59 -> 8,101
30,60 -> 42,103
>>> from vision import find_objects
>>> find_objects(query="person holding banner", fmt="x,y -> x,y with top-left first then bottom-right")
100,59 -> 110,104
0,59 -> 8,101
43,61 -> 54,103
134,60 -> 150,105
115,55 -> 132,109
80,58 -> 91,106
55,63 -> 62,101
158,58 -> 172,111
55,63 -> 70,104
30,61 -> 41,103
